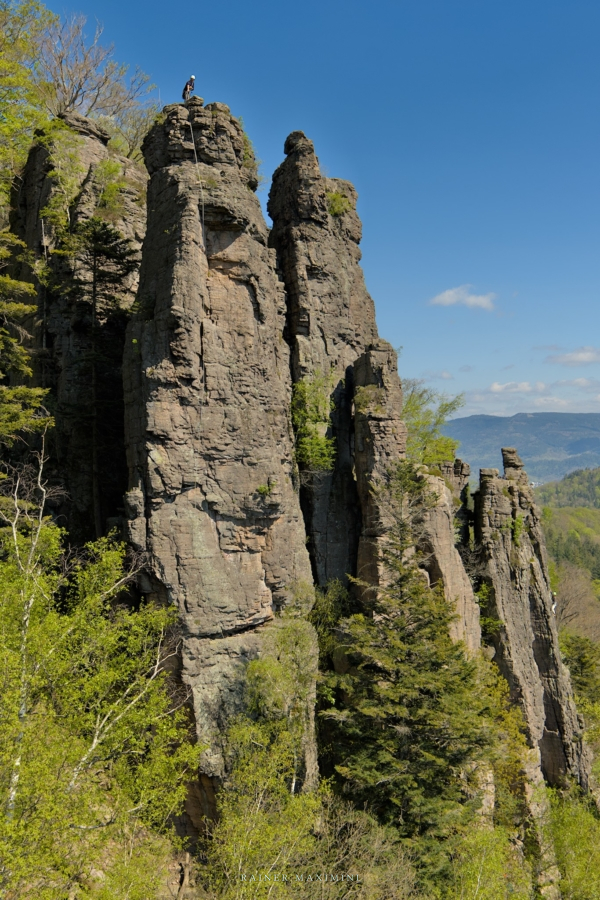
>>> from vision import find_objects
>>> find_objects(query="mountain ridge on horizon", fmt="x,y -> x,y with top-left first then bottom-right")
442,411 -> 600,483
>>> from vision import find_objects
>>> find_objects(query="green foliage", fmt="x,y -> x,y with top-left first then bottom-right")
0,0 -> 54,212
327,191 -> 352,217
541,505 -> 600,580
321,463 -> 494,848
402,379 -> 464,467
0,231 -> 51,443
445,826 -> 534,899
94,157 -> 127,216
548,789 -> 600,900
291,370 -> 336,472
245,617 -> 317,770
559,632 -> 600,701
235,116 -> 263,190
35,120 -> 85,233
309,579 -> 354,670
559,632 -> 600,774
256,480 -> 275,497
202,615 -> 417,899
511,514 -> 524,547
536,466 -> 600,509
0,458 -> 201,897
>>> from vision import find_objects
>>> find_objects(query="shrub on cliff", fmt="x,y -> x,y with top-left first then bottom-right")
292,370 -> 336,473
0,441 -> 200,898
401,379 -> 463,467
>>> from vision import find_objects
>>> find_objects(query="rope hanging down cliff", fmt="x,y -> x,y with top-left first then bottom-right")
188,120 -> 206,252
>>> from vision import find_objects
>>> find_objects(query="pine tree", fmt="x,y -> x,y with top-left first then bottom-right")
322,463 -> 494,845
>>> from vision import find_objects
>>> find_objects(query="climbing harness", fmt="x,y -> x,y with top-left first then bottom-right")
188,120 -> 206,252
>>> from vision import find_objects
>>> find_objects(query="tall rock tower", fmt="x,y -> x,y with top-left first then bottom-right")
474,449 -> 590,788
122,100 -> 315,800
268,132 -> 381,586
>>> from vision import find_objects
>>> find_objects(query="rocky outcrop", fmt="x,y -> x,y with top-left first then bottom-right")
269,130 -> 480,650
10,111 -> 147,539
122,99 -> 315,786
473,448 -> 590,788
268,132 -> 379,586
420,468 -> 481,653
352,341 -> 406,593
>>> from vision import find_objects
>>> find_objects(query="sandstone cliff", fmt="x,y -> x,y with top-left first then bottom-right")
268,132 -> 379,587
9,102 -> 590,840
122,99 -> 316,798
10,111 -> 146,539
473,448 -> 590,788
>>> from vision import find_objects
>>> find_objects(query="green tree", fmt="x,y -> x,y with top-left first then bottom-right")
548,789 -> 600,900
0,0 -> 54,213
321,464 -> 494,859
0,231 -> 50,443
0,441 -> 200,898
401,379 -> 463,467
202,618 -> 418,900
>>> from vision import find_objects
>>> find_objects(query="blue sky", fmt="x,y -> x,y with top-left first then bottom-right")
66,0 -> 599,417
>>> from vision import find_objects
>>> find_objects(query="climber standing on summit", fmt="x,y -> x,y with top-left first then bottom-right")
182,75 -> 195,102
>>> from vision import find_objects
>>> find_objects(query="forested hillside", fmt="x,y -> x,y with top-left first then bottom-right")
537,467 -> 600,508
536,469 -> 600,641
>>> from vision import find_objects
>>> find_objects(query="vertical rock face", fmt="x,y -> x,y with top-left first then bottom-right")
10,111 -> 146,539
352,342 -> 406,591
268,130 -> 479,649
122,99 -> 315,781
268,133 -> 379,585
474,448 -> 590,787
420,471 -> 481,653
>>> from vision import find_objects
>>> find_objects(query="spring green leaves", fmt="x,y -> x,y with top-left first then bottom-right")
291,370 -> 336,473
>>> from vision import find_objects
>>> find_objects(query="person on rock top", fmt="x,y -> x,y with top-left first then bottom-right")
182,75 -> 195,101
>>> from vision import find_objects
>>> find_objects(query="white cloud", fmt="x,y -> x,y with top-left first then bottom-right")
429,284 -> 496,311
533,396 -> 568,407
545,347 -> 600,367
490,381 -> 546,394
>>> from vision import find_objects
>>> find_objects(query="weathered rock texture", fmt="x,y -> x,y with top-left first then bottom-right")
420,469 -> 481,653
268,132 -> 379,586
10,111 -> 147,539
269,130 -> 480,650
474,448 -> 590,788
122,99 -> 315,783
352,341 -> 406,592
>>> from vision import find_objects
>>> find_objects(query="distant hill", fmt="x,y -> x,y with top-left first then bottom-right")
442,412 -> 600,483
536,467 -> 600,508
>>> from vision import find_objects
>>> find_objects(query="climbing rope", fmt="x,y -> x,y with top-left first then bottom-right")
188,120 -> 206,252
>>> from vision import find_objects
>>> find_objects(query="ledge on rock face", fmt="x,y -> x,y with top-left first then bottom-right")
57,110 -> 111,144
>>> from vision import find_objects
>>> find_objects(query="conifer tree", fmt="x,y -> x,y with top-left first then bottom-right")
322,463 -> 493,847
